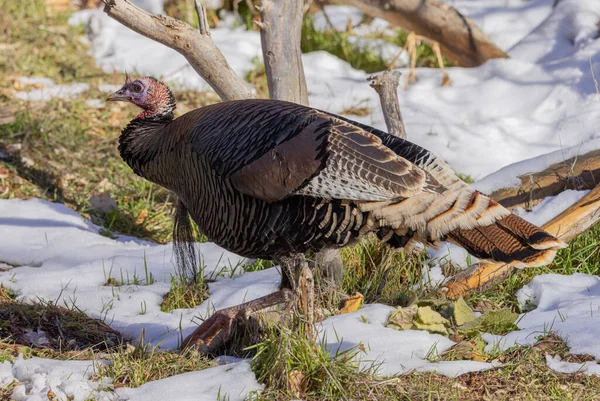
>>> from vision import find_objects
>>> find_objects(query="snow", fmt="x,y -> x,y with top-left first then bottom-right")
319,304 -> 498,377
484,273 -> 600,361
15,77 -> 89,102
545,354 -> 600,376
514,189 -> 590,227
312,6 -> 364,32
115,361 -> 262,401
0,356 -> 260,401
8,356 -> 112,401
473,138 -> 600,194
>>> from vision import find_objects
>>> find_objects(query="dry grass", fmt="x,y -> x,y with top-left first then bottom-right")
0,299 -> 123,354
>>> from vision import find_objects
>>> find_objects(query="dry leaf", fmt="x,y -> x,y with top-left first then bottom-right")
288,370 -> 307,398
338,292 -> 364,314
387,305 -> 418,331
441,72 -> 451,87
135,209 -> 149,225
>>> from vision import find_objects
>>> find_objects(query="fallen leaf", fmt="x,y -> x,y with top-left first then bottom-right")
413,306 -> 450,335
459,309 -> 518,336
338,292 -> 364,314
135,209 -> 149,225
453,297 -> 476,326
387,305 -> 418,330
288,370 -> 307,398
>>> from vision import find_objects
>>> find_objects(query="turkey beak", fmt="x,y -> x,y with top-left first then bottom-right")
106,89 -> 130,102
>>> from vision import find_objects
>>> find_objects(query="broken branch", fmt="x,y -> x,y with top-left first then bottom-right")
368,69 -> 407,139
259,0 -> 309,105
102,0 -> 252,101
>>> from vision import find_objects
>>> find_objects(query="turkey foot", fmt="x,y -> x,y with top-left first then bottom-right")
181,288 -> 295,352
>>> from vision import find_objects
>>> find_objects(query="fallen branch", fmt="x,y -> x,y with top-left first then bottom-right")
488,149 -> 600,212
368,69 -> 406,139
336,0 -> 508,67
102,0 -> 252,101
446,183 -> 600,299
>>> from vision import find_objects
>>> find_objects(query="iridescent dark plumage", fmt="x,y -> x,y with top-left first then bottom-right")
109,77 -> 566,350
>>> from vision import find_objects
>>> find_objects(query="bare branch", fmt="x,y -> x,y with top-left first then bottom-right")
368,69 -> 406,139
193,0 -> 210,35
259,0 -> 308,105
102,0 -> 252,101
488,149 -> 600,212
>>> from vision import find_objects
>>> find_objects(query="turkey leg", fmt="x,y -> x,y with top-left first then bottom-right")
181,254 -> 309,352
181,287 -> 295,351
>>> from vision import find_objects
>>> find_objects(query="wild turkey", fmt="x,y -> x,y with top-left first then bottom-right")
108,75 -> 566,350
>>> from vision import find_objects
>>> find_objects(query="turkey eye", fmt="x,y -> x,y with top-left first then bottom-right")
133,84 -> 143,92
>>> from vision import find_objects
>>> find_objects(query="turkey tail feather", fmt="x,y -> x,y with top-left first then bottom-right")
447,214 -> 565,268
173,198 -> 199,283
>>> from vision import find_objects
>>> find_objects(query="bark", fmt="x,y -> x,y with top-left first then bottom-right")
258,0 -> 342,286
336,0 -> 508,67
102,0 -> 253,101
368,69 -> 407,139
489,149 -> 600,212
446,183 -> 600,299
259,0 -> 309,105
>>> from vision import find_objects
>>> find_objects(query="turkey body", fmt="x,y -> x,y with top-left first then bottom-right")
119,99 -> 563,267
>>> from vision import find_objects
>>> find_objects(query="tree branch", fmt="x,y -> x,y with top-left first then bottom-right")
193,0 -> 210,35
259,0 -> 309,105
336,0 -> 508,67
102,0 -> 253,101
368,69 -> 406,139
487,149 -> 600,212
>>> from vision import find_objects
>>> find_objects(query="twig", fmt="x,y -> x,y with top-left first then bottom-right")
368,70 -> 407,139
193,0 -> 210,36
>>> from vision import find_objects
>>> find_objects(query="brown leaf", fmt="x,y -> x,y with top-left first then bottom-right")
288,370 -> 307,398
135,209 -> 149,225
338,292 -> 364,314
441,72 -> 451,87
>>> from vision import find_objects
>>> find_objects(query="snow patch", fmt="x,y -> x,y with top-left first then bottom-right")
485,274 -> 600,361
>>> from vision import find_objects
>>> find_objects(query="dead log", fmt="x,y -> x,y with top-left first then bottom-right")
446,183 -> 600,299
335,0 -> 508,67
258,0 -> 309,105
102,0 -> 253,101
487,149 -> 600,212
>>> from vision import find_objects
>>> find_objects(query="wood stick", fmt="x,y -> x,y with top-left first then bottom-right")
368,69 -> 407,139
193,0 -> 210,35
259,0 -> 309,105
488,149 -> 600,212
102,0 -> 253,101
446,184 -> 600,299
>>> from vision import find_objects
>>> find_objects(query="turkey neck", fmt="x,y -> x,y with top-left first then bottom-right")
118,114 -> 173,181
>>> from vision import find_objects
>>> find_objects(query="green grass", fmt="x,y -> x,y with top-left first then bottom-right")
301,15 -> 389,74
